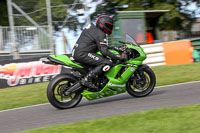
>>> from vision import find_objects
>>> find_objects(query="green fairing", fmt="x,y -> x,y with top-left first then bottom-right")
81,64 -> 137,100
97,49 -> 119,55
81,86 -> 126,100
125,44 -> 147,65
49,55 -> 84,68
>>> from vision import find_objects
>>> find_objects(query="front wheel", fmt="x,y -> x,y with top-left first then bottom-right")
126,66 -> 156,97
47,74 -> 82,109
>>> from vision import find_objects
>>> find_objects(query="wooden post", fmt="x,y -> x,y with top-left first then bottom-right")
62,31 -> 67,54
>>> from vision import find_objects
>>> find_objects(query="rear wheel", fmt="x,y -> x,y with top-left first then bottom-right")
126,67 -> 156,97
47,74 -> 82,109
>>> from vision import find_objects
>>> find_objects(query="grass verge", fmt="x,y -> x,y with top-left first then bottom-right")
21,104 -> 200,133
0,82 -> 48,110
152,62 -> 200,86
0,62 -> 200,111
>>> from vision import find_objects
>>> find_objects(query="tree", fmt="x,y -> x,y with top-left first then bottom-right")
0,0 -> 8,26
12,0 -> 85,32
91,0 -> 200,32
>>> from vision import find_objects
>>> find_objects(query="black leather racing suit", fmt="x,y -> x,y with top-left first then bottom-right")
72,23 -> 119,75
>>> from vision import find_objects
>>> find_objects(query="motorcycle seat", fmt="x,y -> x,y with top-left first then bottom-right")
65,54 -> 93,69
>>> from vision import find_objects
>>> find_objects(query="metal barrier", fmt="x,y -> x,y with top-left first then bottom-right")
0,26 -> 50,51
0,50 -> 52,61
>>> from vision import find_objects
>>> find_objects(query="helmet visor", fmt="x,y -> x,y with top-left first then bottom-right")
105,22 -> 113,31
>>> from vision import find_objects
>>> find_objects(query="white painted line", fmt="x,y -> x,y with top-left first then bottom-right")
0,103 -> 50,113
0,80 -> 200,113
155,80 -> 200,88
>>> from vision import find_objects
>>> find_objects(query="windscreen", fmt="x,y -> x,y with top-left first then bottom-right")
125,34 -> 140,47
121,19 -> 145,44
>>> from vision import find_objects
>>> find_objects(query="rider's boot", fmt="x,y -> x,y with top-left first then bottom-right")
81,70 -> 98,90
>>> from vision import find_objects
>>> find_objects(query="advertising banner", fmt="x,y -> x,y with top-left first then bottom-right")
0,57 -> 70,89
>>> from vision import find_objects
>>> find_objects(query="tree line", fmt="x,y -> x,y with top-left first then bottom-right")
0,0 -> 199,32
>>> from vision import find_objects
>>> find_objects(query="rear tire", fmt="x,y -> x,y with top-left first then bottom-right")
47,74 -> 82,109
126,67 -> 156,97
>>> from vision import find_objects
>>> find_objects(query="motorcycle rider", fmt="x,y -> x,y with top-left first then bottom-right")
72,15 -> 127,90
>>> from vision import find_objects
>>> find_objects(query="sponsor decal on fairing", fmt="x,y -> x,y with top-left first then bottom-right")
108,83 -> 126,87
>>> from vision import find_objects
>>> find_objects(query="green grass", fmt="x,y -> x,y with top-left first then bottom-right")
152,62 -> 200,86
21,104 -> 200,133
0,62 -> 200,111
0,82 -> 48,110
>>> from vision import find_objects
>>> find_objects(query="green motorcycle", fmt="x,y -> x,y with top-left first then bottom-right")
43,34 -> 156,109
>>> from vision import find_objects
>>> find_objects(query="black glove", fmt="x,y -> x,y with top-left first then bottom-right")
114,45 -> 127,52
116,52 -> 128,61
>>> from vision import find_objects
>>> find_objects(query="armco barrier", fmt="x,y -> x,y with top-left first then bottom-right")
141,40 -> 194,66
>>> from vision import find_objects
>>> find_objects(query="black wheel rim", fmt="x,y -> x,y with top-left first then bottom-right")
130,71 -> 151,92
52,80 -> 79,104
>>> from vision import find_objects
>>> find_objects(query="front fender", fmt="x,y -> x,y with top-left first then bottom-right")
137,64 -> 149,71
136,64 -> 150,80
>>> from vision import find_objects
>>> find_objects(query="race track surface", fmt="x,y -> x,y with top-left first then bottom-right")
0,81 -> 200,133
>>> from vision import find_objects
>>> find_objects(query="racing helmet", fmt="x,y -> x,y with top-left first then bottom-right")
96,15 -> 113,35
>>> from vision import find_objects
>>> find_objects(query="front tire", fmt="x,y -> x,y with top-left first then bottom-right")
126,67 -> 156,97
47,74 -> 82,109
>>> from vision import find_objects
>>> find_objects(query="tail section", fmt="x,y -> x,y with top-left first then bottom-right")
43,55 -> 84,68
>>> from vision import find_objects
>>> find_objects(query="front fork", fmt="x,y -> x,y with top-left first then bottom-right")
133,65 -> 149,87
135,70 -> 145,80
137,64 -> 149,79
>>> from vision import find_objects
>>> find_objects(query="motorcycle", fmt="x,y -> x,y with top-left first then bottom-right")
43,33 -> 156,109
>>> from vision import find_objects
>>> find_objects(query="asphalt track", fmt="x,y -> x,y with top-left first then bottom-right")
0,81 -> 200,133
